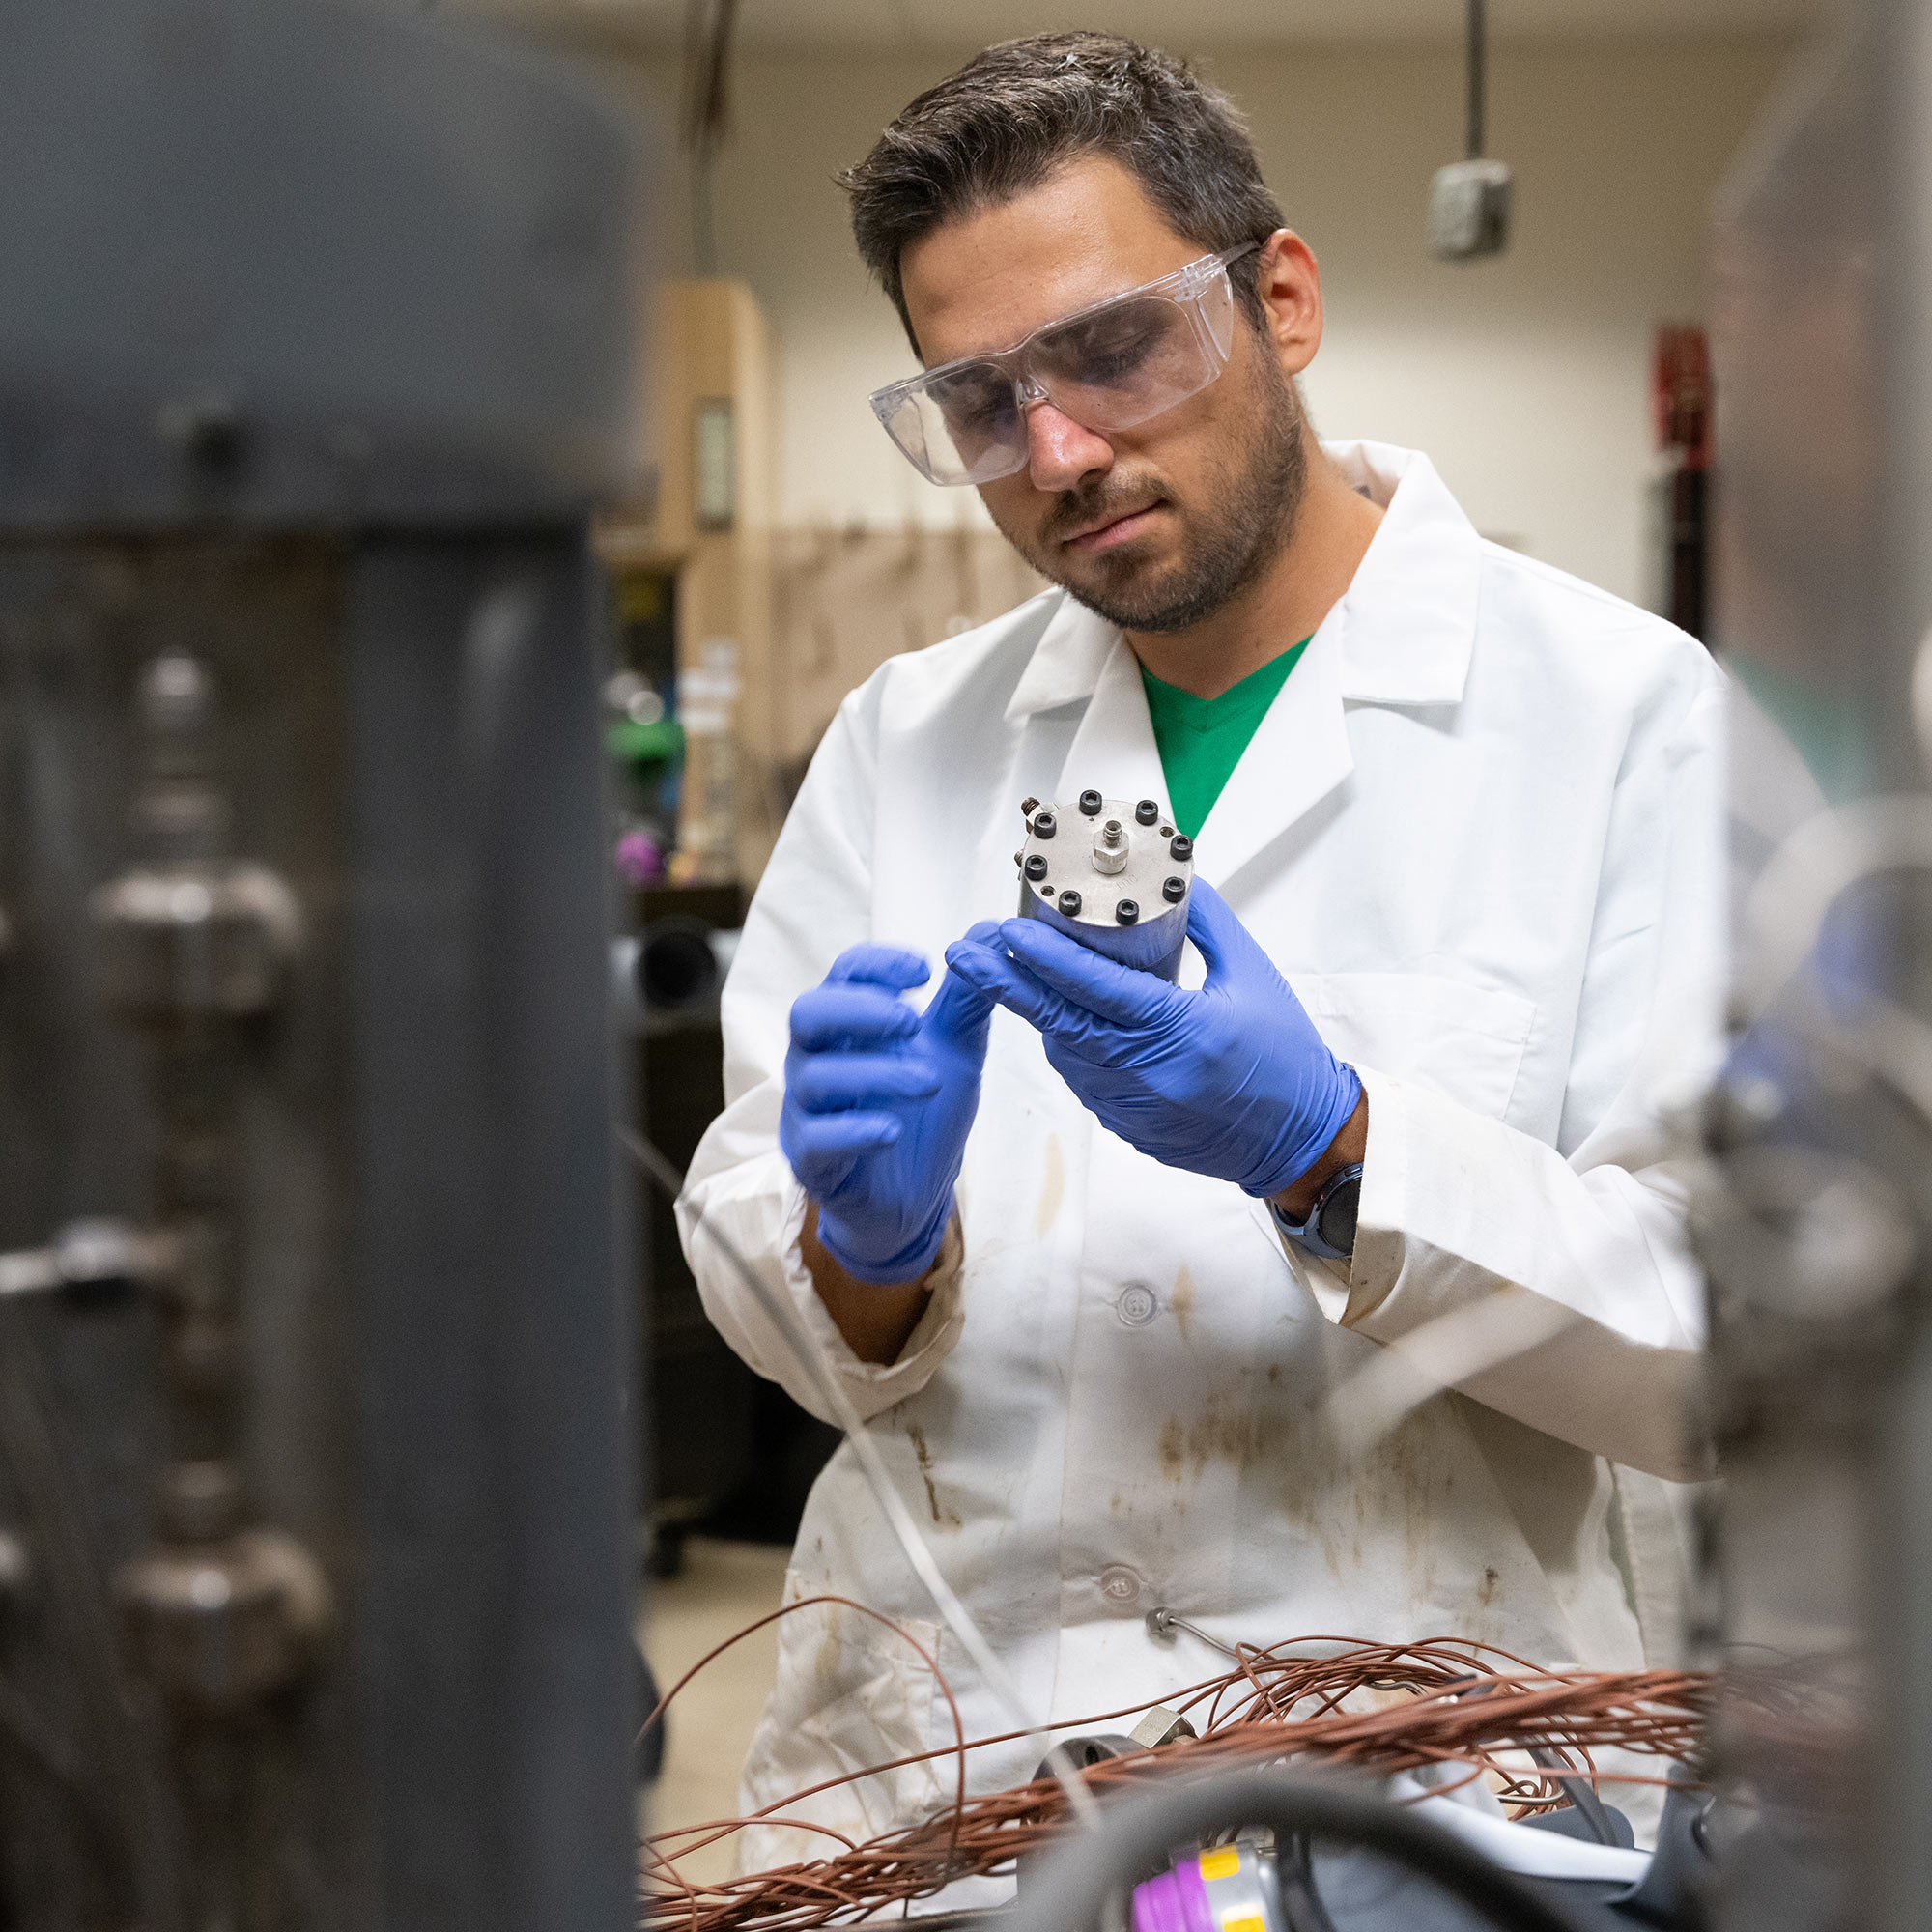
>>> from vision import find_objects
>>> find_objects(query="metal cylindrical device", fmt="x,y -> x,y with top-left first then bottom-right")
1132,1839 -> 1283,1932
1015,793 -> 1194,980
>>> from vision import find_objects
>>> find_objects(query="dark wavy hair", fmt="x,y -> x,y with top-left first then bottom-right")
838,31 -> 1284,355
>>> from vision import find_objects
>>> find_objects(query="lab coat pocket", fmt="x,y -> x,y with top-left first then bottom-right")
732,1574 -> 948,1874
1290,972 -> 1536,1122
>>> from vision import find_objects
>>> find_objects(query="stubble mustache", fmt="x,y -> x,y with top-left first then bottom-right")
1037,476 -> 1169,550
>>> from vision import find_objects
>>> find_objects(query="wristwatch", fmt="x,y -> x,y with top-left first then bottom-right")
1268,1161 -> 1363,1264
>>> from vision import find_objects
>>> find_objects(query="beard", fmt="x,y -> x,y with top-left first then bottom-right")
989,353 -> 1308,635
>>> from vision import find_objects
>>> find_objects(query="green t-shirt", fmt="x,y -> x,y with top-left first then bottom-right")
1140,639 -> 1311,839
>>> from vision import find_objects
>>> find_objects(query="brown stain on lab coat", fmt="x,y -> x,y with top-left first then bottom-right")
1035,1133 -> 1065,1237
1158,1417 -> 1186,1481
1158,1391 -> 1274,1483
906,1423 -> 962,1529
1171,1266 -> 1197,1343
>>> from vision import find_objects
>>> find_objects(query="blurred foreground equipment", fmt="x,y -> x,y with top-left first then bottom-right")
1701,1 -> 1932,1928
0,5 -> 646,1930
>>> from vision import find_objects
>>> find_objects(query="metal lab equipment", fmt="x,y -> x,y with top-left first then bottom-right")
1697,3 -> 1932,1929
0,5 -> 647,1931
1016,793 -> 1196,980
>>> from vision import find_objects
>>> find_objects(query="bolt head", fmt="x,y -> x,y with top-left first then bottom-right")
1135,800 -> 1159,825
1057,889 -> 1082,917
1033,811 -> 1056,838
1116,899 -> 1140,925
1023,854 -> 1048,881
1078,790 -> 1103,816
1162,876 -> 1186,903
1169,834 -> 1194,862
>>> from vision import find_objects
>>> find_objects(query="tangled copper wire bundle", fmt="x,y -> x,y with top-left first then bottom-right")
639,1599 -> 1711,1932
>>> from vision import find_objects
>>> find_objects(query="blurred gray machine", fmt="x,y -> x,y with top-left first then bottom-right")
1699,1 -> 1932,1928
0,6 -> 644,1932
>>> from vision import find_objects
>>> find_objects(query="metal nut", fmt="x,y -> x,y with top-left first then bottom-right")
1128,1704 -> 1197,1750
91,863 -> 301,1019
117,1527 -> 331,1714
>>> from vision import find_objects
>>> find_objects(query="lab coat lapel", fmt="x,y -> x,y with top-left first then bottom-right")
1052,632 -> 1168,813
1190,605 -> 1353,889
1004,590 -> 1117,723
1002,589 -> 1171,814
1000,443 -> 1482,892
1192,443 -> 1481,888
1326,440 -> 1481,709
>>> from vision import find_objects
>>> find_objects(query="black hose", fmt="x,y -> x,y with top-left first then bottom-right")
1276,1831 -> 1341,1932
1009,1771 -> 1589,1932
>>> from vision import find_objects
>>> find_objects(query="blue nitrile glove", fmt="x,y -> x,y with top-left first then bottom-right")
944,882 -> 1359,1200
779,927 -> 1001,1284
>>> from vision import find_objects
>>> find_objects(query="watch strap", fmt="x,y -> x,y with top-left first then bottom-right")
1269,1160 -> 1364,1263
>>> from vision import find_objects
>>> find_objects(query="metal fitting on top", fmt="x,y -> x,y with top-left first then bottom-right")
1092,818 -> 1129,875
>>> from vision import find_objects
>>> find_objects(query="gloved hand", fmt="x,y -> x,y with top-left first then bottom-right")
780,927 -> 1000,1284
945,882 -> 1359,1200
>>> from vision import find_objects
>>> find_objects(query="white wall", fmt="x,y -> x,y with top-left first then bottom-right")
610,34 -> 1799,605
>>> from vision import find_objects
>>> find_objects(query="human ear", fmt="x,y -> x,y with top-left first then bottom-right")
1253,230 -> 1323,380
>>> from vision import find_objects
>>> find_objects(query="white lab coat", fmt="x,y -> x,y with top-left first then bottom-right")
676,442 -> 1724,1874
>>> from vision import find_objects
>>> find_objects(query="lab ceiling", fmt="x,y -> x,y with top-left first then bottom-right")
452,0 -> 1831,52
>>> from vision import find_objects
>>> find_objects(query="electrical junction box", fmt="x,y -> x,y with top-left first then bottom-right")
1428,158 -> 1513,260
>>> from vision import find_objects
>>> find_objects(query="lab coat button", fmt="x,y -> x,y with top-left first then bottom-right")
1098,1565 -> 1143,1605
1115,1284 -> 1158,1327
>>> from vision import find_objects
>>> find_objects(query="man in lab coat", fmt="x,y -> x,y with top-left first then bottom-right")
677,30 -> 1720,1868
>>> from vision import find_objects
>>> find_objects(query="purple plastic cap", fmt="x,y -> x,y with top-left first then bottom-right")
614,828 -> 665,887
1132,1862 -> 1213,1932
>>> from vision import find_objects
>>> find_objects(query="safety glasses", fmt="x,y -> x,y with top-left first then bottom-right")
869,242 -> 1262,487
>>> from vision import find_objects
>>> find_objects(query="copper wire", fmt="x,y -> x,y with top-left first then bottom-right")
639,1618 -> 1713,1932
642,1594 -> 969,1861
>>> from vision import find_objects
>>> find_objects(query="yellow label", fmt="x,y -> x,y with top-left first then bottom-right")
1220,1914 -> 1264,1932
1198,1848 -> 1241,1882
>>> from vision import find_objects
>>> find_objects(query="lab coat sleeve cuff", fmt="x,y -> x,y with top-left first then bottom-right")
776,1186 -> 966,1424
1320,1064 -> 1710,1480
1337,1063 -> 1410,1329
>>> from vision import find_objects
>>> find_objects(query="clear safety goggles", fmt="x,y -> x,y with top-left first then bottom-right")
869,242 -> 1262,487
